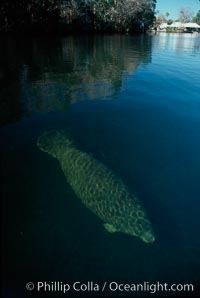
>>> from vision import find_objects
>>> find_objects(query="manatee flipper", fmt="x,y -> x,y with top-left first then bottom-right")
103,223 -> 117,233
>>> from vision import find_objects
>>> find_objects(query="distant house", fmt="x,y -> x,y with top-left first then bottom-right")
159,23 -> 168,30
158,22 -> 200,33
183,23 -> 200,32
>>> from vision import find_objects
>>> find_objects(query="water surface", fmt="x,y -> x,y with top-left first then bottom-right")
1,33 -> 200,297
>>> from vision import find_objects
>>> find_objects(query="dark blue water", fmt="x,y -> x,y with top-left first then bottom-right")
1,34 -> 200,297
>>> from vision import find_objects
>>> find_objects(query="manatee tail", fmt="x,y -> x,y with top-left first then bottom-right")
37,130 -> 74,158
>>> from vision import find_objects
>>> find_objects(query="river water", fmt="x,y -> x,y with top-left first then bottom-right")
1,33 -> 200,297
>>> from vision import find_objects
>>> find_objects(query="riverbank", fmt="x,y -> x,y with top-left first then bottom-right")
0,23 -> 150,36
0,1 -> 156,36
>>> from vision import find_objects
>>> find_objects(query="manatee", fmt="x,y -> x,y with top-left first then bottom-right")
37,130 -> 155,243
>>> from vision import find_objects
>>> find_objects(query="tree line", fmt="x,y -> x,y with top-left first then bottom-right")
0,0 -> 157,34
156,8 -> 200,26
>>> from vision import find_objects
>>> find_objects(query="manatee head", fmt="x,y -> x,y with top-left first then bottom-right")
119,214 -> 155,244
130,217 -> 155,243
37,130 -> 73,158
139,227 -> 155,243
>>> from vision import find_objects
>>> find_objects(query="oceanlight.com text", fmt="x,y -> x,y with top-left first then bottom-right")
26,281 -> 194,294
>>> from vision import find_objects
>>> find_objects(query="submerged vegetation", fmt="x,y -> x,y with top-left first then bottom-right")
0,0 -> 157,34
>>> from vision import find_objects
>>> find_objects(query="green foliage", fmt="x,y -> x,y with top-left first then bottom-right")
167,19 -> 173,25
0,0 -> 157,33
192,10 -> 200,25
166,27 -> 176,33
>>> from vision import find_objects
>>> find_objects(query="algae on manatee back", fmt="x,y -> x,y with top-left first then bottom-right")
37,130 -> 155,243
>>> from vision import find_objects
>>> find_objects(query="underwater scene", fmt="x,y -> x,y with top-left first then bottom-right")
1,34 -> 200,297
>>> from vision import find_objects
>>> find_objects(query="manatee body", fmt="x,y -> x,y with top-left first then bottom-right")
37,130 -> 155,243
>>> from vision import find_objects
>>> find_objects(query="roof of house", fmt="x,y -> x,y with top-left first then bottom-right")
183,22 -> 200,28
159,23 -> 168,29
159,22 -> 200,29
168,22 -> 183,28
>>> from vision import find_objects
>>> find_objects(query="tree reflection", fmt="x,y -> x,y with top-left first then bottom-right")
0,35 -> 152,125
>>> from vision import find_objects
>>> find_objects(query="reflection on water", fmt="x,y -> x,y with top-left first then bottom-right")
0,35 -> 152,125
153,33 -> 200,54
1,33 -> 200,297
